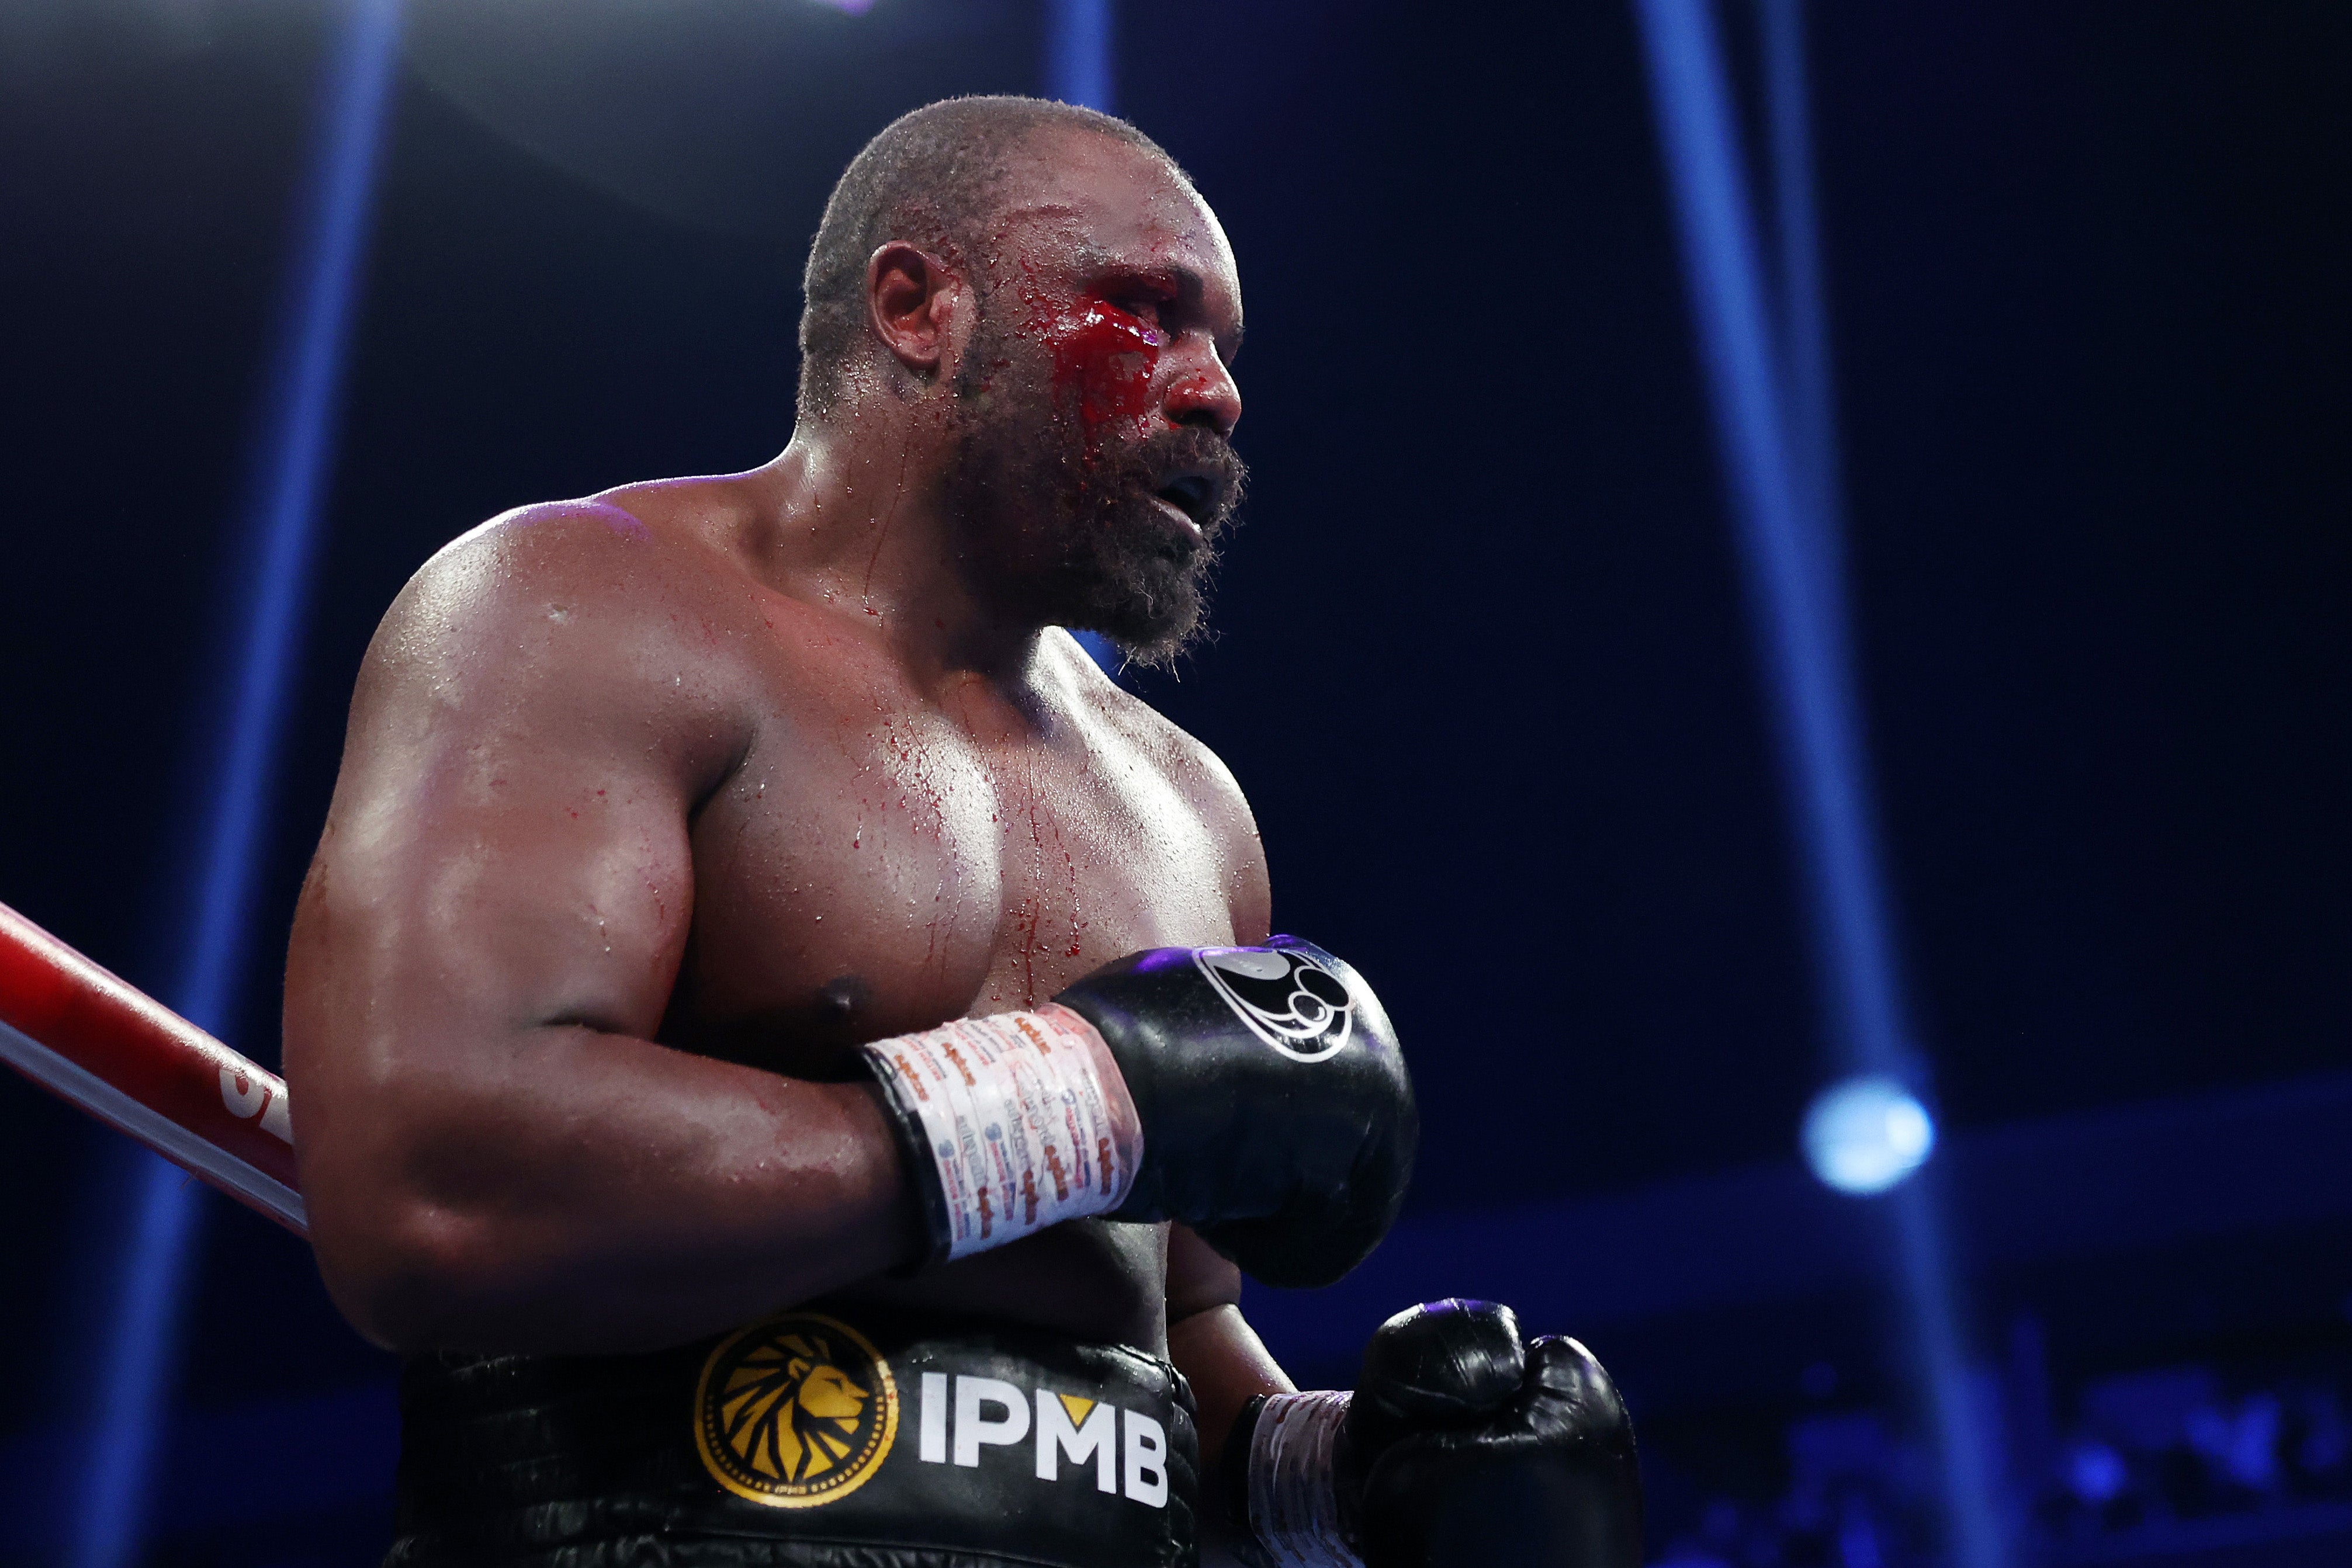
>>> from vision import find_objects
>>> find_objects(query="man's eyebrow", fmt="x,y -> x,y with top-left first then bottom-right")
1071,248 -> 1186,289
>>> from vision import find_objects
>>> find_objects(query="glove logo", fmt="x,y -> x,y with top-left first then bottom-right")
1193,946 -> 1355,1063
694,1312 -> 899,1508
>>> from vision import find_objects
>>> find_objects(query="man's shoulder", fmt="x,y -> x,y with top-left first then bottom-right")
362,487 -> 782,726
1071,662 -> 1270,936
390,480 -> 777,647
416,487 -> 744,608
1064,647 -> 1253,818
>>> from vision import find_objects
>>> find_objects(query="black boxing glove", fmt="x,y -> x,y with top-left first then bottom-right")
1223,1300 -> 1643,1568
1056,938 -> 1417,1286
859,938 -> 1416,1288
1359,1328 -> 1644,1568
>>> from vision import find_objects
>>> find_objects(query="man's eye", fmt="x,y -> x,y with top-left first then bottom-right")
1118,298 -> 1162,327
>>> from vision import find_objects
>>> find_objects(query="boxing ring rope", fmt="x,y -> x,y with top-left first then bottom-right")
0,900 -> 306,1236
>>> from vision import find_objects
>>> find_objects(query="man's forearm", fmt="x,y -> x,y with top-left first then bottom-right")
1170,1303 -> 1294,1566
297,1020 -> 924,1355
1169,1303 -> 1294,1474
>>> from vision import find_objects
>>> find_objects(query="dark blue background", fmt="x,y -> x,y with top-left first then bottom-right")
1,2 -> 2346,1563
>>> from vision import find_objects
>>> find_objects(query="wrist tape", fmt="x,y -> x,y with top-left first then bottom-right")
1246,1391 -> 1359,1568
862,1004 -> 1142,1264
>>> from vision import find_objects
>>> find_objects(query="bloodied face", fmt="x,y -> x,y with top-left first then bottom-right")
944,134 -> 1248,667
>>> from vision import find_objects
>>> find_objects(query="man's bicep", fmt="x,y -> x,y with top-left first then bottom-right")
295,519 -> 739,1059
331,707 -> 698,1043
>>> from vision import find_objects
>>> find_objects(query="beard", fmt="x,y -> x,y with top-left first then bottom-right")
945,313 -> 1248,669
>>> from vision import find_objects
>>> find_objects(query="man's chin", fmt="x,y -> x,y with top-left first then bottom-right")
1065,564 -> 1211,671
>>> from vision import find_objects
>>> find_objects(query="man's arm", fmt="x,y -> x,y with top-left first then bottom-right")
284,505 -> 920,1356
1168,1226 -> 1293,1466
1169,1225 -> 1291,1568
1163,752 -> 1289,1558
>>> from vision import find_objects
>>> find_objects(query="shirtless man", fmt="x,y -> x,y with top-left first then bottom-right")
285,98 -> 1640,1568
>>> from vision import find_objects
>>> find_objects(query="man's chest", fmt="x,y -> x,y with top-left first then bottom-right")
665,687 -> 1241,1070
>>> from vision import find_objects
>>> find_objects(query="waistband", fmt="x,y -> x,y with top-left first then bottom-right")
387,1302 -> 1200,1568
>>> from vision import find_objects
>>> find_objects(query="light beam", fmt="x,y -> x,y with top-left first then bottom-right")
72,2 -> 404,1563
1630,2 -> 2009,1564
1042,0 -> 1127,679
1045,0 -> 1116,116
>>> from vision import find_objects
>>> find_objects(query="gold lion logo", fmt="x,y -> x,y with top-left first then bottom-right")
694,1312 -> 898,1507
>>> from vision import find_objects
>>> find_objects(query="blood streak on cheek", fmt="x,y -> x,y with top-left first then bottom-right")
1047,298 -> 1164,437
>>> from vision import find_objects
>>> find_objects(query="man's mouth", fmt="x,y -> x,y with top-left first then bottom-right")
1151,473 -> 1214,535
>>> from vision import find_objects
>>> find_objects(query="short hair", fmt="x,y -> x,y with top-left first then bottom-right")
796,96 -> 1184,418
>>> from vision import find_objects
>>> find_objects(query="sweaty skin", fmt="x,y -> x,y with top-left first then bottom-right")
282,129 -> 1291,1491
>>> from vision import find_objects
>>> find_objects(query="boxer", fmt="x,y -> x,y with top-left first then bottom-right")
283,96 -> 1640,1566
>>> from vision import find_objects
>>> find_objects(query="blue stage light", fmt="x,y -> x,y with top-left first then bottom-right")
2068,1440 -> 2128,1505
1045,0 -> 1114,115
1632,1 -> 2008,1564
72,3 -> 404,1565
1042,0 -> 1125,681
1804,1075 -> 1936,1195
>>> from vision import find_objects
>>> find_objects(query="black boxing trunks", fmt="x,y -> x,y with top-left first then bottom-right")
385,1303 -> 1201,1568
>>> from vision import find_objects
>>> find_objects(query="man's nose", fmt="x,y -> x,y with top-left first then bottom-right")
1162,344 -> 1242,436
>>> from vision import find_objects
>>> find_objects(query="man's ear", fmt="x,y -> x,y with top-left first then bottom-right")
865,242 -> 966,380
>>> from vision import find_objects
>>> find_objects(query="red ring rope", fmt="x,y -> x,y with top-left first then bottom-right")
0,899 -> 306,1236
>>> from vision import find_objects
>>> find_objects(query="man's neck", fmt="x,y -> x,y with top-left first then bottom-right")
753,418 -> 1052,688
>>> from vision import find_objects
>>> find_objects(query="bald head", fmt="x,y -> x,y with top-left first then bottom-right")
796,96 -> 1189,417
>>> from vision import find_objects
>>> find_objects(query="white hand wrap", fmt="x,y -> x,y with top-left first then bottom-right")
1247,1390 -> 1360,1568
861,1003 -> 1143,1261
